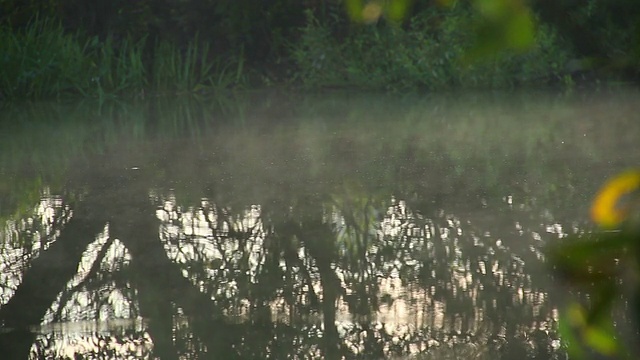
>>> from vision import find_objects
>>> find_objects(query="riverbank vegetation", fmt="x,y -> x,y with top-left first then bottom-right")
0,0 -> 639,99
292,7 -> 570,90
0,17 -> 244,99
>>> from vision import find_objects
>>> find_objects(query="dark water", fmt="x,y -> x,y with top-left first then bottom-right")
1,89 -> 639,359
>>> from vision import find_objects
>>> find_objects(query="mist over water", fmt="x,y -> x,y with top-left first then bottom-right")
1,89 -> 639,359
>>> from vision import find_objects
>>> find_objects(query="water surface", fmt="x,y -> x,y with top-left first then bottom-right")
1,89 -> 639,359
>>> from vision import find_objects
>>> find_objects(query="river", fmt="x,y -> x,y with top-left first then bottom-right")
1,88 -> 639,359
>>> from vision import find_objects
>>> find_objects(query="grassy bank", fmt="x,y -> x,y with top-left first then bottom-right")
0,17 -> 245,100
0,9 -> 581,100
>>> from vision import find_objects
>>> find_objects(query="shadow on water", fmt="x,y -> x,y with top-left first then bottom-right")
1,89 -> 640,359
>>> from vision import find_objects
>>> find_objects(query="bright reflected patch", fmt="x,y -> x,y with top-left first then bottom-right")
591,170 -> 640,228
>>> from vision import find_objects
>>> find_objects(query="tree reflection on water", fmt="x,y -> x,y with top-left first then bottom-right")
0,181 -> 567,359
1,90 -> 639,359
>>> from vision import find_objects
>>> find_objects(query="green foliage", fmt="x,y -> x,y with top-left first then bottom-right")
1,0 -> 638,93
1,0 -> 638,95
153,37 -> 245,94
0,17 -> 150,99
455,21 -> 570,88
550,170 -> 640,358
345,0 -> 413,24
290,10 -> 348,88
0,16 -> 86,98
551,231 -> 638,358
531,0 -> 640,79
0,16 -> 245,100
292,6 -> 572,90
83,35 -> 148,99
464,0 -> 536,58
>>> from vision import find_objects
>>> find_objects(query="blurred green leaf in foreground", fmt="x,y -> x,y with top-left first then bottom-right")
551,170 -> 640,359
345,0 -> 536,60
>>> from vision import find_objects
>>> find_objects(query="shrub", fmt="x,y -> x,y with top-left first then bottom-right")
291,6 -> 573,91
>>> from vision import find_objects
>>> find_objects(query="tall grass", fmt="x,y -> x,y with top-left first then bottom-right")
153,36 -> 245,94
153,37 -> 215,93
0,16 -> 88,98
88,36 -> 148,99
0,17 -> 244,100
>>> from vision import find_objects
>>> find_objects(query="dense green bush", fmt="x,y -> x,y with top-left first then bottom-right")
532,0 -> 640,61
292,6 -> 573,91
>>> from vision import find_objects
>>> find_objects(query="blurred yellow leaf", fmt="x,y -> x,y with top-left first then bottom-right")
362,2 -> 383,23
591,170 -> 640,228
346,0 -> 412,23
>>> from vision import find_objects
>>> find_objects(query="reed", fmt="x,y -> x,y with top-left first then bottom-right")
153,36 -> 211,93
0,16 -> 89,98
0,17 -> 244,100
88,35 -> 147,99
152,35 -> 244,94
